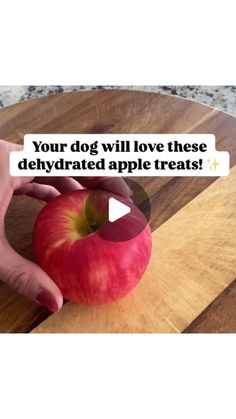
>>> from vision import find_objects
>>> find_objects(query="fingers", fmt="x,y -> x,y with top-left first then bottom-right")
14,178 -> 83,202
73,177 -> 132,197
98,177 -> 133,197
14,183 -> 60,202
0,242 -> 63,312
35,176 -> 132,197
15,177 -> 132,202
34,176 -> 83,193
1,139 -> 132,199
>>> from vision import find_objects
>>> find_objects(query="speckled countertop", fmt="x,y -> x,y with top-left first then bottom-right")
0,86 -> 235,116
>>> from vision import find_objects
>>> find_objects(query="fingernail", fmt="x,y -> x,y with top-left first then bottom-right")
99,178 -> 133,198
128,188 -> 134,197
36,289 -> 59,312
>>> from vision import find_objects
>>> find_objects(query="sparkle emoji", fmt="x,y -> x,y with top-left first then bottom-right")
207,158 -> 219,170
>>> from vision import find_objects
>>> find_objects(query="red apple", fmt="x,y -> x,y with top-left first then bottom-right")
33,189 -> 152,304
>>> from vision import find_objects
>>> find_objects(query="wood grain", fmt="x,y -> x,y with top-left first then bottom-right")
183,279 -> 236,333
32,166 -> 236,333
0,90 -> 235,332
0,91 -> 212,138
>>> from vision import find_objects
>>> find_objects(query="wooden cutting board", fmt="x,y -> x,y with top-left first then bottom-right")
0,90 -> 235,333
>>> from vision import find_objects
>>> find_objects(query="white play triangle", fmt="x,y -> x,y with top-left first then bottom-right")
108,198 -> 131,222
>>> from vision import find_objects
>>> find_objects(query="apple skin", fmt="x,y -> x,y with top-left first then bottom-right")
33,189 -> 152,304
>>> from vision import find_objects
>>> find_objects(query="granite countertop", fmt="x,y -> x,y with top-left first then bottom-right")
0,86 -> 235,116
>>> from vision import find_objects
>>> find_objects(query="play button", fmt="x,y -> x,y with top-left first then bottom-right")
108,197 -> 130,222
85,179 -> 151,242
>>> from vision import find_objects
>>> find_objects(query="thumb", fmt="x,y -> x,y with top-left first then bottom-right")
0,241 -> 63,312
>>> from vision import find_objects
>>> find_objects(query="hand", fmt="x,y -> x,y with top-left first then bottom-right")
0,140 -> 132,312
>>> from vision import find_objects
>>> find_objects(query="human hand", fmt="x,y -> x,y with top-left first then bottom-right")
0,140 -> 132,312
